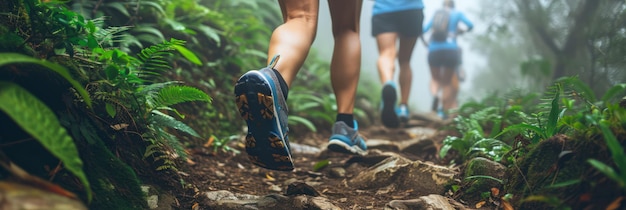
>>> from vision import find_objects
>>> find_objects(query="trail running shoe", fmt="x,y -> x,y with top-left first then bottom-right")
431,96 -> 439,112
234,56 -> 294,171
327,121 -> 367,156
396,104 -> 409,123
381,82 -> 399,128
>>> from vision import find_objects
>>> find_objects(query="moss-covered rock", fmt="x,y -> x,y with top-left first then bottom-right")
505,133 -> 624,209
460,157 -> 506,203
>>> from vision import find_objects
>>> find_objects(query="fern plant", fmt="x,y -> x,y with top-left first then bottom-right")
94,39 -> 209,172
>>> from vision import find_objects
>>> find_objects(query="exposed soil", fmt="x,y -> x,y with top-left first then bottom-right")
175,120 -> 456,209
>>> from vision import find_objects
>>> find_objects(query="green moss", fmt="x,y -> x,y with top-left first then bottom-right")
461,157 -> 505,203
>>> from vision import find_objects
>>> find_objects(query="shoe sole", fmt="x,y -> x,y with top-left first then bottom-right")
327,139 -> 367,156
235,71 -> 294,171
381,84 -> 399,128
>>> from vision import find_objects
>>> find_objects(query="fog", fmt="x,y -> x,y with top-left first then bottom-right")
311,0 -> 485,112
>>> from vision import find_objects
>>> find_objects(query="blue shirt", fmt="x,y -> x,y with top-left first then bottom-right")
373,0 -> 424,15
423,9 -> 474,51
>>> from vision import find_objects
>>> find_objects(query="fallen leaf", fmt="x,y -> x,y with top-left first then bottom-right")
475,201 -> 486,208
606,196 -> 624,210
501,199 -> 514,210
186,158 -> 196,165
203,136 -> 215,148
579,193 -> 592,202
110,123 -> 129,130
191,202 -> 200,210
491,187 -> 500,196
265,172 -> 275,181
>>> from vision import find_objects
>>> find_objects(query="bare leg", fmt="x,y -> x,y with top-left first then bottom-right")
376,33 -> 398,84
328,0 -> 362,114
268,0 -> 320,87
439,68 -> 458,112
397,35 -> 417,105
429,66 -> 440,97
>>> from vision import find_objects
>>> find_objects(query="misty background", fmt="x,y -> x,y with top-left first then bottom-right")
311,0 -> 484,112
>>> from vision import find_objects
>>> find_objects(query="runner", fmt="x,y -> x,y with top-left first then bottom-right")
422,0 -> 473,119
234,0 -> 367,171
372,0 -> 425,128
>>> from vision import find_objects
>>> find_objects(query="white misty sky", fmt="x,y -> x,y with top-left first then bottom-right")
311,0 -> 485,112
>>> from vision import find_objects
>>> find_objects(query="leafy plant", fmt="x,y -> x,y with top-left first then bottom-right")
0,53 -> 92,201
94,39 -> 210,171
586,106 -> 626,190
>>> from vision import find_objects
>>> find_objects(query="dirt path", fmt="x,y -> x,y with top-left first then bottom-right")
180,115 -> 458,209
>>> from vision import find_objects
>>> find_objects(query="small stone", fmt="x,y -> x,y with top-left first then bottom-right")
329,167 -> 346,178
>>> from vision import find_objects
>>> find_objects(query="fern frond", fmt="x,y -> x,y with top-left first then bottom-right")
155,85 -> 211,107
149,110 -> 200,138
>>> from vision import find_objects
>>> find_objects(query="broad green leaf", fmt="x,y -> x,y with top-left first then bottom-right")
495,123 -> 545,139
150,110 -> 200,138
465,175 -> 503,184
172,45 -> 202,65
598,122 -> 626,183
601,84 -> 626,104
195,25 -> 222,46
587,159 -> 622,187
313,160 -> 330,171
546,90 -> 560,136
546,179 -> 581,189
105,103 -> 117,118
0,82 -> 91,201
0,53 -> 92,108
288,115 -> 316,132
105,2 -> 130,17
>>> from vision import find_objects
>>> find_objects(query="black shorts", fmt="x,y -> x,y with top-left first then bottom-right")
428,49 -> 460,68
372,9 -> 424,37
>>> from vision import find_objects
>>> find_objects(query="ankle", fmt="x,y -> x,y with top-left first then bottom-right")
336,113 -> 354,128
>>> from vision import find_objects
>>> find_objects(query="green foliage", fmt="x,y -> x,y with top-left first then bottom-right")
586,108 -> 626,190
93,39 -> 210,171
0,53 -> 92,107
0,81 -> 92,201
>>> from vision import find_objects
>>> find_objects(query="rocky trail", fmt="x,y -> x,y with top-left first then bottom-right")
170,112 -> 507,210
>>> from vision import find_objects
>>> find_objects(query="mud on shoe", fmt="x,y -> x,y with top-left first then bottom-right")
381,82 -> 400,128
327,121 -> 367,156
234,55 -> 294,171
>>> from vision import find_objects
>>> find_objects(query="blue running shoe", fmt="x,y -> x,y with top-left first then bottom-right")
234,55 -> 294,171
381,82 -> 399,128
396,104 -> 409,123
327,121 -> 367,156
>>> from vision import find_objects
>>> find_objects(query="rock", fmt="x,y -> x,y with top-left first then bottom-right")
328,167 -> 346,178
460,157 -> 506,203
205,190 -> 259,201
344,151 -> 403,167
397,160 -> 457,194
398,138 -> 438,159
289,142 -> 321,155
404,127 -> 437,138
286,181 -> 320,196
204,190 -> 341,210
142,185 -> 177,210
349,156 -> 456,195
366,139 -> 400,152
349,156 -> 412,189
0,181 -> 87,210
384,194 -> 457,210
309,196 -> 342,210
